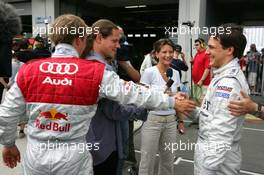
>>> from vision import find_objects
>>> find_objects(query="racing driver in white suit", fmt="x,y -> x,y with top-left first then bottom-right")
0,14 -> 196,175
189,24 -> 249,175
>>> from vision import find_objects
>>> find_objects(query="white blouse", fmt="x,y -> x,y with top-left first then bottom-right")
140,66 -> 180,116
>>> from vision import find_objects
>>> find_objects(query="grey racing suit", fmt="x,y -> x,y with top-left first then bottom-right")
189,58 -> 249,175
0,44 -> 174,175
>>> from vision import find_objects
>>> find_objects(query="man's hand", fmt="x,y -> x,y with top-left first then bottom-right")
2,145 -> 20,168
5,83 -> 11,90
175,99 -> 196,116
197,80 -> 203,87
175,92 -> 188,100
228,91 -> 256,116
165,90 -> 174,97
118,60 -> 140,82
180,52 -> 185,60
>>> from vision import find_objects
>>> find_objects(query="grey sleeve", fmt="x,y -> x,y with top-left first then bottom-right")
0,82 -> 26,146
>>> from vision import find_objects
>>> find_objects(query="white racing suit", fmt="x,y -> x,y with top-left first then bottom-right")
0,44 -> 174,175
189,58 -> 249,175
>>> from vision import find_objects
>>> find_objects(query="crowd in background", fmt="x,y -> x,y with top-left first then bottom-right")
239,44 -> 264,94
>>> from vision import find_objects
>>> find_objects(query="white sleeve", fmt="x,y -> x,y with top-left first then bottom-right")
140,55 -> 151,75
140,68 -> 152,85
187,107 -> 201,121
0,82 -> 26,146
99,69 -> 174,110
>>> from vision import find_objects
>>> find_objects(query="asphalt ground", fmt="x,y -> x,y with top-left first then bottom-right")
130,118 -> 264,175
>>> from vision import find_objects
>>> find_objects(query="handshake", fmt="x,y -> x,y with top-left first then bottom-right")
173,92 -> 196,116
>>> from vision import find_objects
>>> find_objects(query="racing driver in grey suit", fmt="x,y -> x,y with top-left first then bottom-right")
189,24 -> 249,175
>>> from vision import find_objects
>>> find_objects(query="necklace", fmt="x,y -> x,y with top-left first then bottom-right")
157,65 -> 169,82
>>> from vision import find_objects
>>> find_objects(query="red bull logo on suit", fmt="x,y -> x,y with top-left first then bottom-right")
35,108 -> 71,132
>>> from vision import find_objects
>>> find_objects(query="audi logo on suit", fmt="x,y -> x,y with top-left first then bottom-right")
40,62 -> 79,75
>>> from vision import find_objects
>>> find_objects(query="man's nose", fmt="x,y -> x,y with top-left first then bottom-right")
116,42 -> 121,48
205,48 -> 210,54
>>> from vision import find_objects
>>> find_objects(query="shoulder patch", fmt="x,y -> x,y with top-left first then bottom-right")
228,68 -> 239,76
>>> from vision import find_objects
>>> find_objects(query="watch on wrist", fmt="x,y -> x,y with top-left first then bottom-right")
176,118 -> 184,124
253,103 -> 262,118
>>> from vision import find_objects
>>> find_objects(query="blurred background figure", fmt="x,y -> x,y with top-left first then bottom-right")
170,44 -> 188,81
246,43 -> 261,94
257,48 -> 264,93
116,26 -> 140,82
13,38 -> 33,63
191,38 -> 211,106
32,35 -> 51,58
140,50 -> 158,75
0,2 -> 22,101
14,35 -> 51,63
239,55 -> 247,75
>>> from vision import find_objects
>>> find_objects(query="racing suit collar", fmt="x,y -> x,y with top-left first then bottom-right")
213,58 -> 239,77
86,51 -> 114,71
52,43 -> 79,58
86,51 -> 106,64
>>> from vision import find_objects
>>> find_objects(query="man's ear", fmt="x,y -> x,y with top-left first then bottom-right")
72,37 -> 83,53
73,37 -> 84,47
76,37 -> 81,46
71,37 -> 78,47
95,34 -> 102,44
227,46 -> 234,56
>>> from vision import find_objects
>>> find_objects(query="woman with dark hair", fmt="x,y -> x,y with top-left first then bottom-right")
139,39 -> 184,175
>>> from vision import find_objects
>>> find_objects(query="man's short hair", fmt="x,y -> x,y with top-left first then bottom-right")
84,19 -> 118,56
91,19 -> 118,39
212,23 -> 247,59
49,14 -> 87,45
